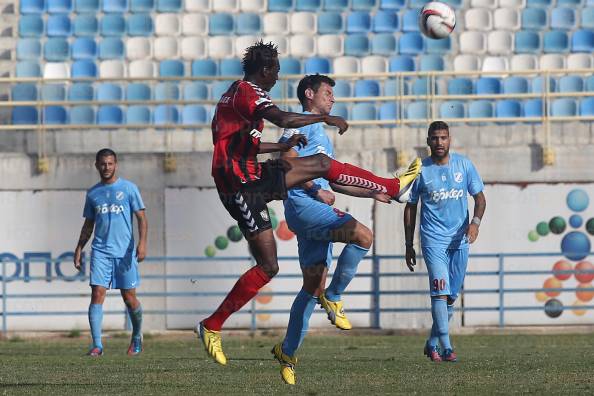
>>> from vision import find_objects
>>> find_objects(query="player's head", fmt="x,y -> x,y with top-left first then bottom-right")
242,40 -> 279,92
95,148 -> 118,182
427,121 -> 450,160
297,74 -> 336,115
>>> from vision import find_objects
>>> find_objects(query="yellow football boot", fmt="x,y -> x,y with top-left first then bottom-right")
197,322 -> 227,365
394,157 -> 422,203
319,293 -> 353,330
271,343 -> 297,385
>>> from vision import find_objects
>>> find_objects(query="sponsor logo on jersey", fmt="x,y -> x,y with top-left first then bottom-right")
249,129 -> 262,139
95,203 -> 125,215
430,188 -> 464,203
260,209 -> 269,222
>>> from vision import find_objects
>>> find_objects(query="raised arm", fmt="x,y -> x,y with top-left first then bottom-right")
135,209 -> 148,262
466,191 -> 486,244
259,106 -> 348,135
403,203 -> 418,272
259,133 -> 307,154
73,218 -> 95,270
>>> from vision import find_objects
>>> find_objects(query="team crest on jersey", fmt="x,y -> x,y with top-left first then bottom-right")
116,191 -> 124,200
250,129 -> 262,139
454,172 -> 463,183
260,209 -> 269,221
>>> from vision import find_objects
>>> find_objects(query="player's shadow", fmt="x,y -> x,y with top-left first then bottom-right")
530,143 -> 545,172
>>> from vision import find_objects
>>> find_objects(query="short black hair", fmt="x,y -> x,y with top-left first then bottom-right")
96,148 -> 117,162
297,74 -> 336,105
242,40 -> 278,75
428,120 -> 449,136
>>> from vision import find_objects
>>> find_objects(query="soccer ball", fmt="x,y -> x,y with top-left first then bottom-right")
419,1 -> 456,40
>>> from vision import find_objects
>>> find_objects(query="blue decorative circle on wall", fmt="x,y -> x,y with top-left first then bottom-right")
569,214 -> 583,228
566,189 -> 589,212
560,231 -> 591,261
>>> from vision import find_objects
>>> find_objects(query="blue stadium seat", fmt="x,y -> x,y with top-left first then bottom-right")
389,55 -> 415,71
71,60 -> 97,78
514,31 -> 540,53
19,15 -> 44,37
182,105 -> 207,124
97,106 -> 124,124
212,81 -> 233,99
352,103 -> 377,120
330,103 -> 349,119
126,106 -> 151,124
333,81 -> 352,97
522,8 -> 547,30
527,0 -> 552,7
75,0 -> 99,12
17,39 -> 41,60
503,77 -> 529,94
551,98 -> 577,116
551,7 -> 576,30
97,83 -> 123,101
406,101 -> 428,120
532,76 -> 556,93
496,100 -> 522,119
384,79 -> 408,96
102,0 -> 127,12
269,0 -> 293,11
524,99 -> 544,118
304,57 -> 331,74
586,75 -> 594,91
12,84 -> 37,101
48,0 -> 72,13
476,78 -> 501,94
73,15 -> 98,36
378,102 -> 398,127
380,0 -> 405,9
373,11 -> 398,33
127,14 -> 153,36
47,14 -> 71,36
72,38 -> 96,60
44,38 -> 69,61
101,14 -> 126,36
371,34 -> 397,55
184,82 -> 208,100
582,8 -> 594,29
296,0 -> 321,11
70,106 -> 95,124
69,83 -> 94,101
408,0 -> 427,6
572,30 -> 594,52
236,13 -> 261,35
344,35 -> 370,56
441,0 -> 462,6
352,0 -> 376,11
419,55 -> 444,71
42,84 -> 66,101
402,9 -> 421,32
448,78 -> 473,95
155,82 -> 180,101
12,107 -> 38,124
440,101 -> 465,119
154,105 -> 179,124
399,33 -> 424,55
468,101 -> 494,119
20,0 -> 45,13
558,0 -> 583,5
347,12 -> 371,33
318,12 -> 343,34
130,0 -> 154,11
355,80 -> 380,97
16,61 -> 41,77
412,77 -> 434,95
425,36 -> 451,54
192,60 -> 218,76
99,38 -> 124,59
43,106 -> 67,124
580,98 -> 594,116
220,59 -> 243,76
159,60 -> 184,77
209,13 -> 234,36
157,0 -> 181,12
127,83 -> 151,101
543,30 -> 569,53
280,58 -> 302,74
323,0 -> 348,11
559,76 -> 584,92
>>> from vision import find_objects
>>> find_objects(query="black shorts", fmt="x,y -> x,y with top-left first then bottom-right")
219,159 -> 288,236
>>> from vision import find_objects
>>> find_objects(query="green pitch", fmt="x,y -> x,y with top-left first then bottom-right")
1,332 -> 593,394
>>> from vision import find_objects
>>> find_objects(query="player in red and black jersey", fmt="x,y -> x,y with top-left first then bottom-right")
198,41 -> 423,366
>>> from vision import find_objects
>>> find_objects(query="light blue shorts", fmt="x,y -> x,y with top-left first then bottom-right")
422,246 -> 468,299
285,200 -> 353,268
90,250 -> 139,290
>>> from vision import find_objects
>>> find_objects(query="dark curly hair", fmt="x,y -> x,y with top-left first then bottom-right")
242,40 -> 279,75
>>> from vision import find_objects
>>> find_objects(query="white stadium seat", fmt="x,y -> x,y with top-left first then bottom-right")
263,13 -> 290,35
208,36 -> 234,58
471,0 -> 498,9
43,62 -> 69,79
465,8 -> 493,31
289,35 -> 316,57
235,35 -> 260,58
154,37 -> 178,60
182,14 -> 208,36
459,31 -> 487,54
212,0 -> 238,12
181,37 -> 207,60
185,0 -> 210,12
361,56 -> 387,73
128,60 -> 155,78
126,37 -> 151,60
540,54 -> 565,70
499,0 -> 525,7
264,35 -> 289,57
487,31 -> 513,55
493,8 -> 520,30
510,54 -> 538,71
290,12 -> 317,34
155,14 -> 180,36
240,0 -> 266,12
454,54 -> 481,71
100,60 -> 125,78
333,56 -> 360,74
566,54 -> 592,69
482,56 -> 508,72
317,35 -> 344,57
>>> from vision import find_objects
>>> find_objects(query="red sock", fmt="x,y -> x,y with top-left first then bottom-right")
203,266 -> 271,331
326,159 -> 400,197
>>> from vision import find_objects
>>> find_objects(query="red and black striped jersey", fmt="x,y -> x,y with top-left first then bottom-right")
211,80 -> 276,193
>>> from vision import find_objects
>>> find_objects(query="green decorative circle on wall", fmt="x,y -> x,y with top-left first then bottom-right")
548,216 -> 566,235
536,221 -> 550,236
215,236 -> 229,250
528,230 -> 539,242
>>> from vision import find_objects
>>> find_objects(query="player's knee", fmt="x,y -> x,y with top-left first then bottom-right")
314,153 -> 332,172
354,225 -> 373,249
260,262 -> 279,278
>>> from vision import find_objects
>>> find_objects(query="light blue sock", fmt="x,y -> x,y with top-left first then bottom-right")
88,304 -> 103,349
281,289 -> 317,357
325,243 -> 368,302
448,304 -> 454,322
428,303 -> 455,349
431,297 -> 452,351
128,305 -> 143,340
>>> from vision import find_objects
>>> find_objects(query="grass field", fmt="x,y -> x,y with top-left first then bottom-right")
1,331 -> 593,395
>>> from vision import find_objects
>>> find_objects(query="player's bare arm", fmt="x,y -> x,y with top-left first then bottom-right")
404,203 -> 418,272
74,218 -> 95,270
259,134 -> 307,154
135,209 -> 148,262
466,191 -> 486,244
330,183 -> 392,203
259,106 -> 349,135
281,148 -> 336,206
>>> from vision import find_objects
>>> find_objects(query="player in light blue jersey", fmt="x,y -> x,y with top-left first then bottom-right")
271,74 -> 397,385
404,121 -> 486,362
74,148 -> 148,357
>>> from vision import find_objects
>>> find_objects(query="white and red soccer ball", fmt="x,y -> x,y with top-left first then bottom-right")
419,1 -> 456,40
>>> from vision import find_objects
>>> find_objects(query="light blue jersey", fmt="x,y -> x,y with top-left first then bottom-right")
409,153 -> 484,249
83,178 -> 145,258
